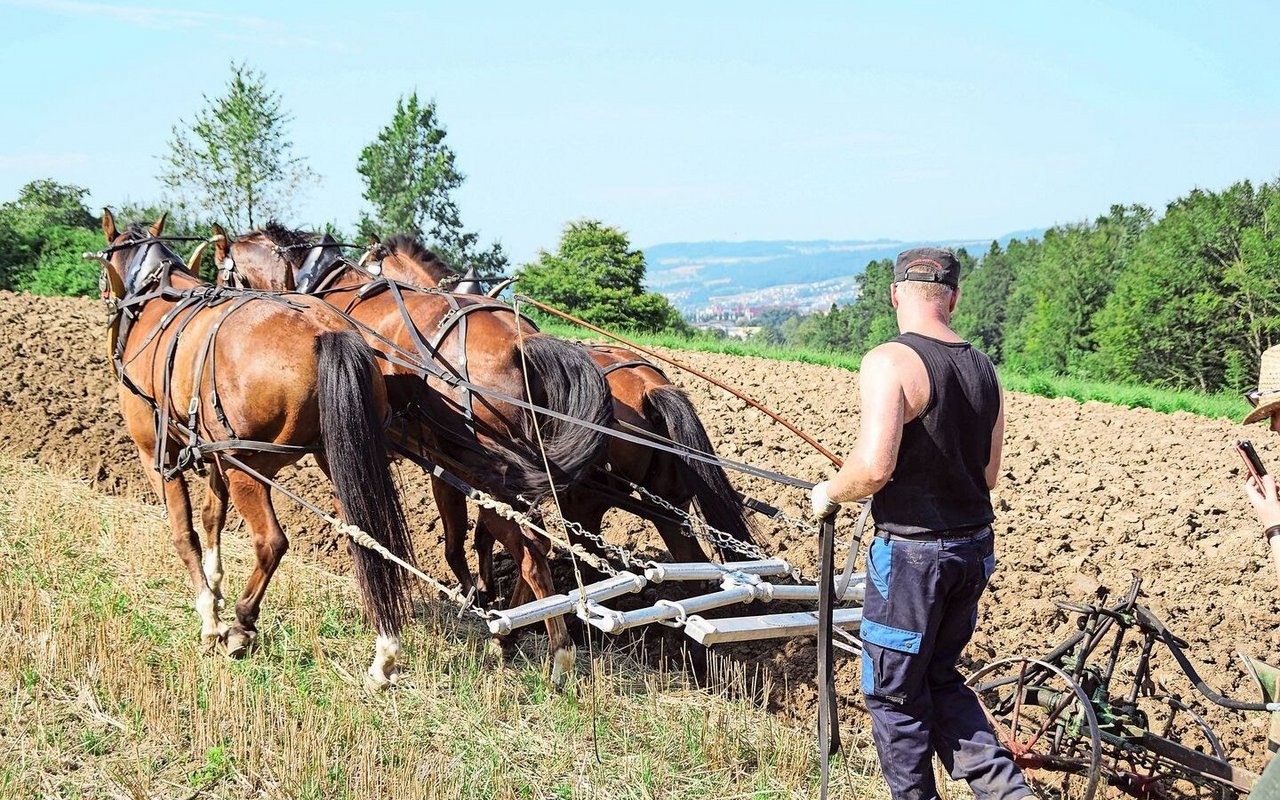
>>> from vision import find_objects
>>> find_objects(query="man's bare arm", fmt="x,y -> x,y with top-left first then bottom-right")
985,382 -> 1005,490
826,346 -> 906,504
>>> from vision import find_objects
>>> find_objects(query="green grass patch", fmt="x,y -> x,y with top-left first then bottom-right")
998,370 -> 1248,420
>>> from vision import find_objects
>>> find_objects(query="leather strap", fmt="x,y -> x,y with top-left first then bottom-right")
598,357 -> 669,380
817,515 -> 841,800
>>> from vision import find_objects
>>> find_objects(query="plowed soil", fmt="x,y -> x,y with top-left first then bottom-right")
3,290 -> 1278,771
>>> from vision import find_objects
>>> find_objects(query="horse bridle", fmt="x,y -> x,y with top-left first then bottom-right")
221,237 -> 360,292
90,234 -> 189,297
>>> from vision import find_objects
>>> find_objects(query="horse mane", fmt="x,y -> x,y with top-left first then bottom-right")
261,220 -> 314,249
383,234 -> 459,280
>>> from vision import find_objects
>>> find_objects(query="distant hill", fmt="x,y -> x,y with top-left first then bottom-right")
644,231 -> 1043,318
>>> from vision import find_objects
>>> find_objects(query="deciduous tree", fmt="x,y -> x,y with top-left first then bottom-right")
159,62 -> 315,232
0,180 -> 98,295
518,220 -> 687,333
357,92 -> 505,273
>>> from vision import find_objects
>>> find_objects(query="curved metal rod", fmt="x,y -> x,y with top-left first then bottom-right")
1135,605 -> 1274,712
514,294 -> 843,468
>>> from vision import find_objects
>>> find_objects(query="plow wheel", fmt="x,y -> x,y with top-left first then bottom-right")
968,657 -> 1102,800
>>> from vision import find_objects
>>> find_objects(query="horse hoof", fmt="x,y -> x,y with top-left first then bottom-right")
222,627 -> 256,659
368,661 -> 399,688
486,636 -> 511,663
550,646 -> 576,685
200,622 -> 230,654
364,671 -> 392,693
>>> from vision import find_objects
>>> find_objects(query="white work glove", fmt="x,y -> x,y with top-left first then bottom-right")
810,480 -> 841,520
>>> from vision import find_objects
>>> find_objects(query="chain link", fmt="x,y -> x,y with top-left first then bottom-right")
515,494 -> 628,576
631,482 -> 772,560
622,481 -> 832,583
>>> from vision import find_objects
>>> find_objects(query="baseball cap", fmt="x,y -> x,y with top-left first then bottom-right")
893,247 -> 961,288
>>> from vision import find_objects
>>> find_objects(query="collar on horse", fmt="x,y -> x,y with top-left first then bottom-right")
294,243 -> 346,293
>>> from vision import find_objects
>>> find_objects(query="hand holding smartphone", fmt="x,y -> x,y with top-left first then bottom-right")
1238,439 -> 1268,483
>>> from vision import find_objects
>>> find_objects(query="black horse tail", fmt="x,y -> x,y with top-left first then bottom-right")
508,334 -> 613,496
642,384 -> 758,561
316,330 -> 414,636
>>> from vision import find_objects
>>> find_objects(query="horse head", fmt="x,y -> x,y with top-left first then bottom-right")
222,222 -> 349,293
219,225 -> 295,291
97,209 -> 190,297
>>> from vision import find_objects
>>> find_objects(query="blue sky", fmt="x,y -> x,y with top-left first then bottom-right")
0,1 -> 1276,264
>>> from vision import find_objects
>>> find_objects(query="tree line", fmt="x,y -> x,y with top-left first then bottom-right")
0,62 -> 682,333
753,182 -> 1280,394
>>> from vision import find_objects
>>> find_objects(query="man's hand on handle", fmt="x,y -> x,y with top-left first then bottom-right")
810,480 -> 841,520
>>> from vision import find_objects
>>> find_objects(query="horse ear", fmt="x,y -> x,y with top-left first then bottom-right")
149,212 -> 168,238
368,233 -> 381,245
211,223 -> 229,260
102,208 -> 118,242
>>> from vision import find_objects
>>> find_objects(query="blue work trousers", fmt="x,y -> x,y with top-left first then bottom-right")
861,529 -> 1031,800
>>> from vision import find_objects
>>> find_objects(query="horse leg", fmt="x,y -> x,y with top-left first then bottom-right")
199,466 -> 229,606
432,475 -> 474,597
653,502 -> 711,564
315,453 -> 405,690
474,509 -> 499,608
487,515 -> 574,681
140,454 -> 224,649
222,467 -> 289,657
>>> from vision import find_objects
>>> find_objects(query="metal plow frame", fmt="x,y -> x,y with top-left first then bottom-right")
486,558 -> 866,647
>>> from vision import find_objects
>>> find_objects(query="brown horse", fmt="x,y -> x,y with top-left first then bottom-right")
213,224 -> 613,678
354,236 -> 759,603
96,211 -> 415,688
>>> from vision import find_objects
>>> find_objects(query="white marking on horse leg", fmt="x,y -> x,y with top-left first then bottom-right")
366,634 -> 402,691
202,546 -> 223,599
196,588 -> 223,647
551,645 -> 576,684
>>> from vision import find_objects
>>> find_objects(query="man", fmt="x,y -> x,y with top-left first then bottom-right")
810,247 -> 1029,800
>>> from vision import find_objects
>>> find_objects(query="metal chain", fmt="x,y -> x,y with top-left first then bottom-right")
473,491 -> 619,578
514,494 -> 628,576
622,481 -> 829,583
630,482 -> 773,561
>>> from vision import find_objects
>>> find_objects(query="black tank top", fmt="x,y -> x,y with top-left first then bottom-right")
871,332 -> 1000,535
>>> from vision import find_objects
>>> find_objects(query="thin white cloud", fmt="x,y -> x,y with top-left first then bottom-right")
3,0 -> 356,51
0,152 -> 89,170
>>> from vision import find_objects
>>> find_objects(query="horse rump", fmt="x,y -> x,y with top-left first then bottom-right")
502,334 -> 613,498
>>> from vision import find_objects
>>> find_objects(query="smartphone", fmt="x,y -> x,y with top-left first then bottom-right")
1238,439 -> 1268,482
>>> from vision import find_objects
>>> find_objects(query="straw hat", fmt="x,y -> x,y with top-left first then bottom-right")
1244,345 -> 1280,424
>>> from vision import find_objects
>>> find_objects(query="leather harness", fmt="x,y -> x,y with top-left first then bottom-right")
217,246 -> 817,489
102,237 -> 320,480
